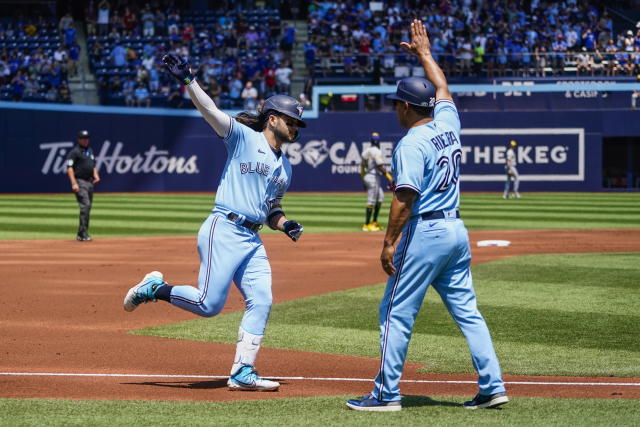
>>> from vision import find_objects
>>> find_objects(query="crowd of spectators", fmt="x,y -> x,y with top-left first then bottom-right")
89,0 -> 297,109
0,9 -> 78,103
3,0 -> 640,107
304,0 -> 640,80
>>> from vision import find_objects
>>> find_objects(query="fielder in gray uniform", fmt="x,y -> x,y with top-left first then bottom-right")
503,140 -> 521,199
361,132 -> 394,232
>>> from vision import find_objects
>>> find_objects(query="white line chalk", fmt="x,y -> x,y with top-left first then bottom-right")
1,372 -> 639,387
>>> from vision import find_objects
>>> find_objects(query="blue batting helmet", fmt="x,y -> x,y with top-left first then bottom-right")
387,77 -> 436,108
262,94 -> 306,127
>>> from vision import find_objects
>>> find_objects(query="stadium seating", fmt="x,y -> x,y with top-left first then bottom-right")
4,1 -> 640,107
89,7 -> 283,108
0,16 -> 71,103
306,0 -> 640,83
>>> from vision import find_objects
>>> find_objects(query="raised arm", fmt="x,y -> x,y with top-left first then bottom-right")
162,54 -> 231,137
400,19 -> 452,102
185,80 -> 232,137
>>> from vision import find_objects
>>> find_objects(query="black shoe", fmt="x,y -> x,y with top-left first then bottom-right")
346,394 -> 402,412
83,235 -> 92,241
463,392 -> 509,409
76,235 -> 85,241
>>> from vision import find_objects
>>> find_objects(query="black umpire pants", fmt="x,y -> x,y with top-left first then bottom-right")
75,178 -> 94,238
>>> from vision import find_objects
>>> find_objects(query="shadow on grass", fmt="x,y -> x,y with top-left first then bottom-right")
402,395 -> 461,408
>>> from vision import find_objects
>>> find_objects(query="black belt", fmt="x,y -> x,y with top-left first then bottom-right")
420,210 -> 460,220
227,212 -> 262,232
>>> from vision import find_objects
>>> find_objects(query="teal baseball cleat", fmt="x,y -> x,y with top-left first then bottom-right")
227,365 -> 280,391
123,271 -> 165,312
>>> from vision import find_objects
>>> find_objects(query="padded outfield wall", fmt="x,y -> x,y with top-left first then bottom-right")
0,105 -> 636,193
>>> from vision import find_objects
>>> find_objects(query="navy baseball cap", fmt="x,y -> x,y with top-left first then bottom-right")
77,130 -> 90,138
387,77 -> 436,108
371,132 -> 380,142
262,94 -> 306,127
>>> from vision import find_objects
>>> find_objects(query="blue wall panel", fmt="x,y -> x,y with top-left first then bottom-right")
0,107 -> 635,193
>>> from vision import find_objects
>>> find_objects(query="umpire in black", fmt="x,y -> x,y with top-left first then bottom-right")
66,130 -> 101,241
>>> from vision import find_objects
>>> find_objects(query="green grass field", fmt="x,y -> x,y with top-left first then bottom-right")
136,252 -> 640,378
2,192 -> 639,425
1,396 -> 638,426
0,192 -> 639,239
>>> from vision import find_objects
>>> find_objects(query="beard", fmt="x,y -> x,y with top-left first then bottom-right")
274,126 -> 297,143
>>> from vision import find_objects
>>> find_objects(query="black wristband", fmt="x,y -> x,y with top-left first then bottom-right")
267,210 -> 284,230
183,75 -> 196,85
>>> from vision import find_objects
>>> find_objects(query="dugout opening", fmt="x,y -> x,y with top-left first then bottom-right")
602,137 -> 640,189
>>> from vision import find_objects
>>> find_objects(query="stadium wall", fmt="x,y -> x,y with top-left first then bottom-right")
0,106 -> 635,193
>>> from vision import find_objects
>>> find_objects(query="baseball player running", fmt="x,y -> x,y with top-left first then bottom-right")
503,140 -> 521,199
361,132 -> 393,232
347,20 -> 507,412
123,53 -> 305,392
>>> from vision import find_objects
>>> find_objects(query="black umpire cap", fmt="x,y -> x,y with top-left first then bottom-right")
387,77 -> 436,108
261,95 -> 307,127
77,130 -> 90,138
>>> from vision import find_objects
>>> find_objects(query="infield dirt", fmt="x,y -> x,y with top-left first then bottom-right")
1,229 -> 639,401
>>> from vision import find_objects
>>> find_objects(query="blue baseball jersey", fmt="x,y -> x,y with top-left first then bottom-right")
391,99 -> 461,215
214,120 -> 292,223
372,99 -> 505,402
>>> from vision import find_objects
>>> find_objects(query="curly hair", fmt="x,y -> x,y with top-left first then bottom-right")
235,111 -> 271,132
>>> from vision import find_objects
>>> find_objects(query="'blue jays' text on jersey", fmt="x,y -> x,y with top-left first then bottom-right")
392,100 -> 462,216
214,120 -> 292,223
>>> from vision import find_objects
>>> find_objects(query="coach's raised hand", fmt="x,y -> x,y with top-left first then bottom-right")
400,19 -> 432,59
162,53 -> 195,85
402,18 -> 452,102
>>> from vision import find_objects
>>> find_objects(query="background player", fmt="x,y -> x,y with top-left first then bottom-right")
123,53 -> 305,392
360,132 -> 394,232
66,130 -> 100,241
347,19 -> 507,412
503,140 -> 521,199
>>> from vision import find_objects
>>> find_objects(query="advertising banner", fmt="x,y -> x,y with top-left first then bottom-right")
452,78 -> 635,111
0,107 -> 625,193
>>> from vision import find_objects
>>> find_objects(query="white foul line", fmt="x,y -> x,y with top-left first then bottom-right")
1,372 -> 639,387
